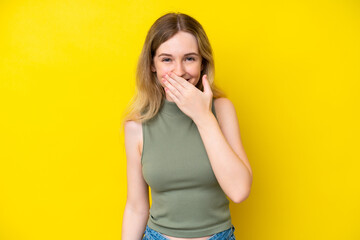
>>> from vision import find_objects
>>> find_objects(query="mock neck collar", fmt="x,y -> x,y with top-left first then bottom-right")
160,98 -> 188,117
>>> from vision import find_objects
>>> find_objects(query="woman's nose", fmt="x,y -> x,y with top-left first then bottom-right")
173,61 -> 185,76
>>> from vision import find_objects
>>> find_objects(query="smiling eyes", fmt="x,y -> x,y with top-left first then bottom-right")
161,57 -> 197,62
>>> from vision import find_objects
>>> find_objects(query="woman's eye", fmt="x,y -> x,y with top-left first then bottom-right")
161,58 -> 171,62
186,57 -> 196,61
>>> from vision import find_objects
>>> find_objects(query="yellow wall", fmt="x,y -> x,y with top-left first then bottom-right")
0,0 -> 359,239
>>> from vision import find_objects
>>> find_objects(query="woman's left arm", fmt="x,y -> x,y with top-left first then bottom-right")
162,72 -> 253,203
194,98 -> 253,204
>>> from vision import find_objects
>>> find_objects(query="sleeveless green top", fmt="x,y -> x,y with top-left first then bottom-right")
141,98 -> 232,238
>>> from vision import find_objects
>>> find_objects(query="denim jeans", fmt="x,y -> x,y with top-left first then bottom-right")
142,225 -> 236,240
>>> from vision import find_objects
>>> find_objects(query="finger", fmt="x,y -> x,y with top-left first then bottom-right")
202,74 -> 212,95
165,74 -> 184,93
162,77 -> 182,99
168,72 -> 189,88
164,85 -> 180,102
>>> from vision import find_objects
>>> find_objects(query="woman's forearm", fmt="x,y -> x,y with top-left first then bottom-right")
194,112 -> 253,203
121,202 -> 149,240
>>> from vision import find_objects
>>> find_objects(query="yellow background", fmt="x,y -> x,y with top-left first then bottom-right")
1,0 -> 359,239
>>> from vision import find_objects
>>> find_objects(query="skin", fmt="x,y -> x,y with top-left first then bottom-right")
151,31 -> 211,124
151,31 -> 203,99
121,31 -> 253,240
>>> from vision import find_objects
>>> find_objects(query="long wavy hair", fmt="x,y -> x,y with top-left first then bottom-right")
121,12 -> 226,127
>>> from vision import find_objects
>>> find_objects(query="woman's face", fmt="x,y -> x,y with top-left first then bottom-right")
151,31 -> 203,91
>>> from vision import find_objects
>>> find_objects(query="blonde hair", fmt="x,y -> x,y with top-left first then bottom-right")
121,12 -> 226,127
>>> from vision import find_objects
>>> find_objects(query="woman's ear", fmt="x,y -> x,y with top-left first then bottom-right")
151,64 -> 156,73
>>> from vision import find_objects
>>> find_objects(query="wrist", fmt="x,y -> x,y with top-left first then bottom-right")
193,111 -> 216,129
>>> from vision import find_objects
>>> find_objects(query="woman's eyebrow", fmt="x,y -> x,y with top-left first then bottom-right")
158,52 -> 200,57
184,52 -> 200,56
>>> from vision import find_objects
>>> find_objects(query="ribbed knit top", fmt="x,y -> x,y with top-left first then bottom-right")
141,97 -> 232,238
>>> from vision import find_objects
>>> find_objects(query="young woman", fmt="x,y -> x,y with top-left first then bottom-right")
121,12 -> 253,240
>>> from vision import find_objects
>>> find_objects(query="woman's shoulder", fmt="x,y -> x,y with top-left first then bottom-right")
213,97 -> 236,117
124,119 -> 142,130
124,119 -> 143,137
213,97 -> 233,104
124,120 -> 143,152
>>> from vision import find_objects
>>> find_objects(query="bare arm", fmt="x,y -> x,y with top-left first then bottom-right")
121,120 -> 149,240
194,98 -> 253,203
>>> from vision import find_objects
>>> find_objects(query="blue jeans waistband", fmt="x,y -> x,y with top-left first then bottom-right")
143,225 -> 236,240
